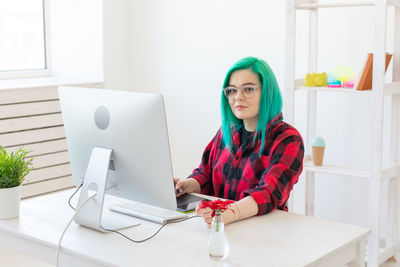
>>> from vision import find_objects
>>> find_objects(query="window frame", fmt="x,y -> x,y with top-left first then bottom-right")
0,0 -> 51,80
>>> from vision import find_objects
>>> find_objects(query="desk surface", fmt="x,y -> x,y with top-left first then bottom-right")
0,189 -> 370,267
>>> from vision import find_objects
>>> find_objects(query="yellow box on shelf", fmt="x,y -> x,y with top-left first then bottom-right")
304,72 -> 327,87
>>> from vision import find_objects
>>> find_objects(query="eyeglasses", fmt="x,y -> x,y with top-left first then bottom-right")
223,85 -> 259,100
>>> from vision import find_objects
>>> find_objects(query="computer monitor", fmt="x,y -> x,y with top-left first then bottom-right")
58,86 -> 177,232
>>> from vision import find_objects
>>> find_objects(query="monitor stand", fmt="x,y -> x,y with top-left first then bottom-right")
74,147 -> 140,232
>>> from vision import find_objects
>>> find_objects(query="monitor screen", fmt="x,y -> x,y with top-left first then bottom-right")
58,86 -> 177,211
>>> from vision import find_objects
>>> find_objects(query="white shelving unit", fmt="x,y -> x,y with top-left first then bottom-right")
285,1 -> 400,266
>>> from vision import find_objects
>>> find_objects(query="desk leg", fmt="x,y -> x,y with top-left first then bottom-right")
348,240 -> 366,267
305,172 -> 315,216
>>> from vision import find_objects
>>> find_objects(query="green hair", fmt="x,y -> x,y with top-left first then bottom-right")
221,57 -> 283,153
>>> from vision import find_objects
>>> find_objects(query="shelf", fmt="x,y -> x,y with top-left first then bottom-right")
287,2 -> 400,265
388,0 -> 400,7
295,86 -> 370,93
384,81 -> 400,95
382,166 -> 399,181
296,1 -> 374,10
294,79 -> 400,95
296,0 -> 400,9
304,159 -> 399,181
378,244 -> 399,265
303,160 -> 370,178
366,244 -> 399,265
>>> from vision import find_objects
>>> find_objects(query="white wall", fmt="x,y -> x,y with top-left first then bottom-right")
103,0 -> 132,90
48,0 -> 103,81
127,0 -> 286,179
103,1 -> 396,227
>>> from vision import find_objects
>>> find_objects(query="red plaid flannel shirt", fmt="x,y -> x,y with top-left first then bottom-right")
188,113 -> 304,215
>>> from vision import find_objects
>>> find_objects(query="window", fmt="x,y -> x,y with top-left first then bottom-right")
0,0 -> 48,78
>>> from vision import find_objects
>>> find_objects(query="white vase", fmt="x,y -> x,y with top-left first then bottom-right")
0,185 -> 22,219
208,211 -> 230,261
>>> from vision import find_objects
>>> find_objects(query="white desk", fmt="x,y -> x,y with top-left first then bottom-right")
0,189 -> 370,267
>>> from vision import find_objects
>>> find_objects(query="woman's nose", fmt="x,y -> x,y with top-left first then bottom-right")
234,89 -> 245,100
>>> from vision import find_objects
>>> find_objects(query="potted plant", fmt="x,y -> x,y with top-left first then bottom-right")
0,146 -> 34,219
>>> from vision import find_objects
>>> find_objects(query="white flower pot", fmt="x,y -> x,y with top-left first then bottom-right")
0,185 -> 22,219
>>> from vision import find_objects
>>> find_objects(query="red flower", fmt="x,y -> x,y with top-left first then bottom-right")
199,199 -> 235,217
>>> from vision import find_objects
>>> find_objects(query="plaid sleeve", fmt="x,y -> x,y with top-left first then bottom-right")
187,130 -> 221,195
244,134 -> 304,215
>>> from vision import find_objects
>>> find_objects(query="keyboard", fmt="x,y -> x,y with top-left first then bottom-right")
109,201 -> 187,224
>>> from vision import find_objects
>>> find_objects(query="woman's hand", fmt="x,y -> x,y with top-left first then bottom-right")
195,206 -> 213,228
174,178 -> 200,197
195,203 -> 240,228
195,196 -> 259,227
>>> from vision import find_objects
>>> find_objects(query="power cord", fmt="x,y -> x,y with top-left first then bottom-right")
57,189 -> 98,267
101,215 -> 200,243
66,185 -> 200,245
68,182 -> 83,210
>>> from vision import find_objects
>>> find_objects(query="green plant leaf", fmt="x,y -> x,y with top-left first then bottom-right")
0,146 -> 34,188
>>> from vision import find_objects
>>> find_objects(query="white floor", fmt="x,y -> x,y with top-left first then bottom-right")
0,245 -> 398,267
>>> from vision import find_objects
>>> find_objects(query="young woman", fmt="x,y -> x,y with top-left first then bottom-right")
175,57 -> 304,227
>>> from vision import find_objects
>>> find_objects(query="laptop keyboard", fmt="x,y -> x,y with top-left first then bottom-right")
109,201 -> 187,224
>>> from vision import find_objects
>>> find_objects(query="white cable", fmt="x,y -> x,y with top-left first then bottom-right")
56,192 -> 98,267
